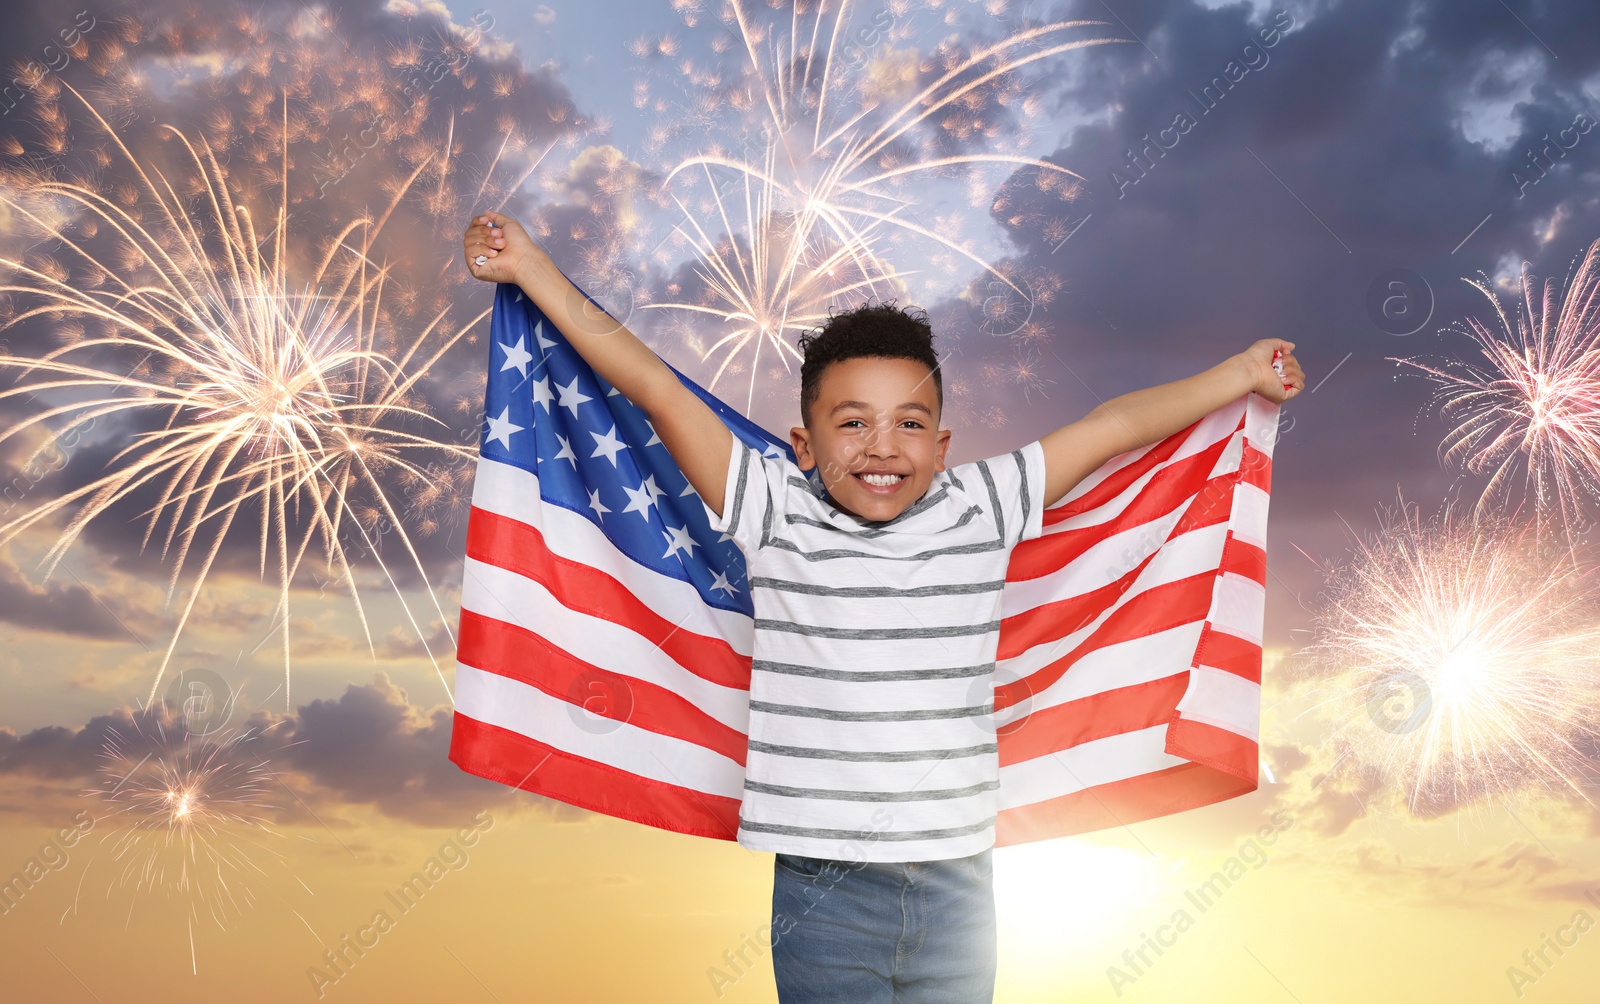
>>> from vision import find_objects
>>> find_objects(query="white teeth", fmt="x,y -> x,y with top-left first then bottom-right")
859,473 -> 904,487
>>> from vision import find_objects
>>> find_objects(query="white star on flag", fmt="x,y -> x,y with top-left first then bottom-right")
534,319 -> 558,352
498,336 -> 533,377
556,375 -> 592,418
662,523 -> 698,560
620,479 -> 658,520
485,406 -> 523,449
641,473 -> 667,506
552,433 -> 577,467
589,424 -> 628,466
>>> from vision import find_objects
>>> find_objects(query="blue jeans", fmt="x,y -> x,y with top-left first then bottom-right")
770,849 -> 996,1003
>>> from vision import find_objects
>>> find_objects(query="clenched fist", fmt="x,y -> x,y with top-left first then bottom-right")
463,211 -> 546,287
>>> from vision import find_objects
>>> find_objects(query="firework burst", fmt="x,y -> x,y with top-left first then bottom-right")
1296,493 -> 1600,816
646,142 -> 906,412
73,701 -> 308,969
635,0 -> 1122,403
1394,238 -> 1600,540
0,81 -> 486,710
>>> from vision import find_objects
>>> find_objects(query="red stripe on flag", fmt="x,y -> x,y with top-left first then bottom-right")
466,505 -> 751,691
1167,716 -> 1259,784
1241,444 -> 1272,492
448,712 -> 744,840
996,673 -> 1189,765
998,569 -> 1218,680
1019,434 -> 1235,578
994,759 -> 1257,846
1041,419 -> 1201,524
1171,471 -> 1236,537
1222,531 -> 1267,586
1192,622 -> 1264,683
457,608 -> 750,767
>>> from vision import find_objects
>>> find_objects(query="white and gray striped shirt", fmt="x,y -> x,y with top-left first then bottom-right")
703,435 -> 1047,862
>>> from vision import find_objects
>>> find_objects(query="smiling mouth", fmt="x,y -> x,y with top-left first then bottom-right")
854,472 -> 906,489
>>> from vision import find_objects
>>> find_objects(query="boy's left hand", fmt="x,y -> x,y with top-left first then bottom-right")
1240,338 -> 1304,404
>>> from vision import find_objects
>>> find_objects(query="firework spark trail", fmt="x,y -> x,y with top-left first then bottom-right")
646,142 -> 911,412
1297,493 -> 1600,816
0,81 -> 489,710
1394,237 -> 1600,540
73,703 -> 307,940
636,1 -> 1125,405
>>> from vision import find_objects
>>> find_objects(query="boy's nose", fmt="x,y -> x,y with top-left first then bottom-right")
864,439 -> 899,459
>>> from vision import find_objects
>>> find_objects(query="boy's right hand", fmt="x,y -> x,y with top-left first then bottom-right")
463,211 -> 544,286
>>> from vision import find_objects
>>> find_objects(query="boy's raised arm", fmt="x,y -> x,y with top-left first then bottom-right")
1036,342 -> 1305,509
464,212 -> 736,519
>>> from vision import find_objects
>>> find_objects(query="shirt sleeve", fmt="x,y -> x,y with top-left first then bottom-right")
702,435 -> 788,554
971,439 -> 1047,546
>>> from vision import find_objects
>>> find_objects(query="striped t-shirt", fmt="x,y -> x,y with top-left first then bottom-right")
703,434 -> 1047,863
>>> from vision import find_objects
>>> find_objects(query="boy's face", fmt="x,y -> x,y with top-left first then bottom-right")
791,356 -> 951,522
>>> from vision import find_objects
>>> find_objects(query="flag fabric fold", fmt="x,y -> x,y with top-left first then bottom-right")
447,281 -> 1280,846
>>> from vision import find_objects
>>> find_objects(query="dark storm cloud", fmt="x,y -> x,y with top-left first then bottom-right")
0,672 -> 587,827
951,0 -> 1600,642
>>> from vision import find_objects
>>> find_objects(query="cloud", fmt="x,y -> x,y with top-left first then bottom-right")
894,0 -> 1600,649
0,548 -> 138,640
0,672 -> 590,829
1281,837 -> 1600,910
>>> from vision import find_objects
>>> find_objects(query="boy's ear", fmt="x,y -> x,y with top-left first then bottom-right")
789,425 -> 814,470
934,427 -> 951,471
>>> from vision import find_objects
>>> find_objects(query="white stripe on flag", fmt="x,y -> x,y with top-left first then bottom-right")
462,556 -> 752,731
1057,399 -> 1244,507
1001,523 -> 1230,674
470,455 -> 754,653
997,725 -> 1190,808
1210,572 -> 1267,647
996,622 -> 1206,728
1176,666 -> 1262,740
455,663 -> 747,799
1233,481 -> 1270,549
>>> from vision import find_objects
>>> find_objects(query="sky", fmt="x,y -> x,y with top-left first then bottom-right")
2,0 -> 1600,1001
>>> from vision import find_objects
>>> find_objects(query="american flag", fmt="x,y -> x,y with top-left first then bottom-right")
448,281 -> 1280,846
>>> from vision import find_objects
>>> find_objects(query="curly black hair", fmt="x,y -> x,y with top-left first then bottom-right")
794,301 -> 941,428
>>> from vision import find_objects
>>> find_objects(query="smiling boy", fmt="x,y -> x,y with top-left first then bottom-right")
463,211 -> 1303,1003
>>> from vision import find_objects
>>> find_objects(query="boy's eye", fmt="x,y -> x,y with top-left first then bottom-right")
841,419 -> 923,428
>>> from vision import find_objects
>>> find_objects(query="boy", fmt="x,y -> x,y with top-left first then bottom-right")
462,211 -> 1303,1002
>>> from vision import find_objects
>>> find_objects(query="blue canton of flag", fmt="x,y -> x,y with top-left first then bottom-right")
478,281 -> 791,615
